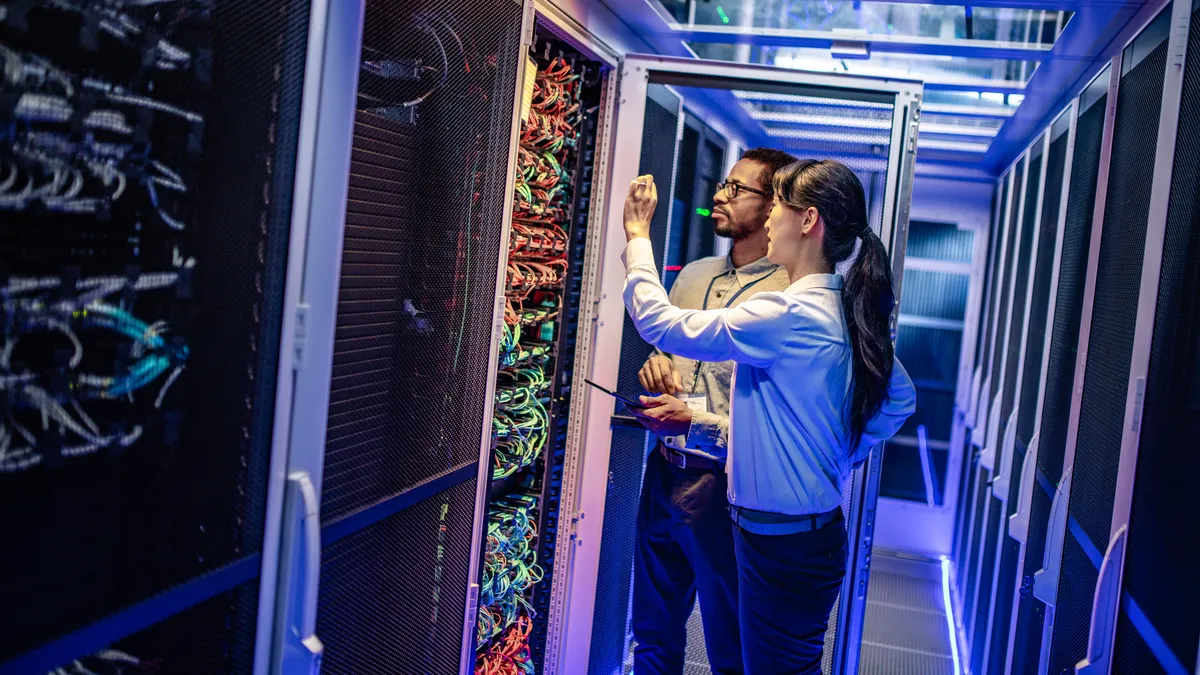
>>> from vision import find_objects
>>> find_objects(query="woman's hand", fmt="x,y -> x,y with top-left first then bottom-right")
624,174 -> 658,242
638,355 -> 682,395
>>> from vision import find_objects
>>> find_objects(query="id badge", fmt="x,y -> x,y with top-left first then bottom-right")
680,394 -> 708,415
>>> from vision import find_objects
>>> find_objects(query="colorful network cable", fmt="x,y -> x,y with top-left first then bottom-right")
478,495 -> 543,645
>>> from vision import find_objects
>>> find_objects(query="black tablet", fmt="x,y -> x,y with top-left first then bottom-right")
583,378 -> 648,410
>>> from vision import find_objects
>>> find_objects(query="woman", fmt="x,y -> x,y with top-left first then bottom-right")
621,160 -> 916,675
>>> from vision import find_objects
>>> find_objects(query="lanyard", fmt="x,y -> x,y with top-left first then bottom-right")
701,271 -> 770,311
690,271 -> 772,391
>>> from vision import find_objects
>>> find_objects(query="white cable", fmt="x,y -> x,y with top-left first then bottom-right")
154,365 -> 183,408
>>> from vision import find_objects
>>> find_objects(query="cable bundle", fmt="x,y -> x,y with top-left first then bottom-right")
503,57 -> 581,327
474,615 -> 535,675
1,1 -> 205,473
46,648 -> 160,675
492,366 -> 549,478
1,269 -> 193,473
477,495 -> 542,646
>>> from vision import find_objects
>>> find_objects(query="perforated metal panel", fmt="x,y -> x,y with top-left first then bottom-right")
970,502 -> 1001,675
1070,34 -> 1166,561
1000,148 -> 1043,424
112,578 -> 261,675
976,177 -> 1010,375
1017,133 -> 1069,446
1048,533 -> 1099,673
317,478 -> 478,674
589,84 -> 681,675
989,161 -> 1025,403
1114,610 -> 1169,675
988,444 -> 1025,674
0,0 -> 309,663
1037,96 -> 1104,486
1117,4 -> 1200,668
320,0 -> 523,523
1012,485 -> 1053,675
963,475 -> 988,623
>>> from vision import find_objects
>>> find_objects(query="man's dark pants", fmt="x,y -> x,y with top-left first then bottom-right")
733,512 -> 847,675
632,448 -> 743,675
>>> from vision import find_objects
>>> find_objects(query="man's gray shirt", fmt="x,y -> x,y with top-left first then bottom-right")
652,253 -> 791,462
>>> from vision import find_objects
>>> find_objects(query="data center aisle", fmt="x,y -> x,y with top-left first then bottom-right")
621,552 -> 957,675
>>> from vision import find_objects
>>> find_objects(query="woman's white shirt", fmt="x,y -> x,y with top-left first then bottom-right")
622,237 -> 916,515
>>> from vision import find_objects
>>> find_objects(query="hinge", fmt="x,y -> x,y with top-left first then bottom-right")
292,303 -> 311,371
568,511 -> 585,545
522,7 -> 535,48
1130,377 -> 1146,433
466,583 -> 480,622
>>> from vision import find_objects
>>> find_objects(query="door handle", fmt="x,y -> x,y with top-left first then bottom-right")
1032,466 -> 1072,606
993,410 -> 1019,499
1076,526 -> 1127,674
1008,434 -> 1039,543
966,366 -> 983,429
980,394 -> 1002,471
972,375 -> 992,447
274,471 -> 324,674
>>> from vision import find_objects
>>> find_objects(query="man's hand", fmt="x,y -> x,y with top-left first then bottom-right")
639,355 -> 683,396
632,394 -> 692,437
624,175 -> 657,241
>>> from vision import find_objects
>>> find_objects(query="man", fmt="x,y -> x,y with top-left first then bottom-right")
629,148 -> 798,675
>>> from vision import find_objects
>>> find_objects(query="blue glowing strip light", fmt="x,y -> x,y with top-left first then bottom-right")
941,557 -> 964,675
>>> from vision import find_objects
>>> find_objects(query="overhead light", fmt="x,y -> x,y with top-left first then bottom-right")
831,41 -> 870,60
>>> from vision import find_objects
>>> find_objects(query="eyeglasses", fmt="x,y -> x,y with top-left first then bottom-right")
717,181 -> 770,199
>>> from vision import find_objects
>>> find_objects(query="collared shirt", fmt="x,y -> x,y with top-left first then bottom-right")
622,237 -> 917,515
653,251 -> 790,462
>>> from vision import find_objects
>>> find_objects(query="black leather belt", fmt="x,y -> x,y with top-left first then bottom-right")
730,505 -> 844,536
658,444 -> 722,472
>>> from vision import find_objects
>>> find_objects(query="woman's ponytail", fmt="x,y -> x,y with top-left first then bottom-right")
843,228 -> 896,449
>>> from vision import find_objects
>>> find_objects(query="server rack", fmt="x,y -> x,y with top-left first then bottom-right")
0,0 -> 324,672
265,0 -> 544,673
469,18 -> 612,675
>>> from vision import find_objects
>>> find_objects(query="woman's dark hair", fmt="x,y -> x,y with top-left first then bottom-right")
772,160 -> 896,450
